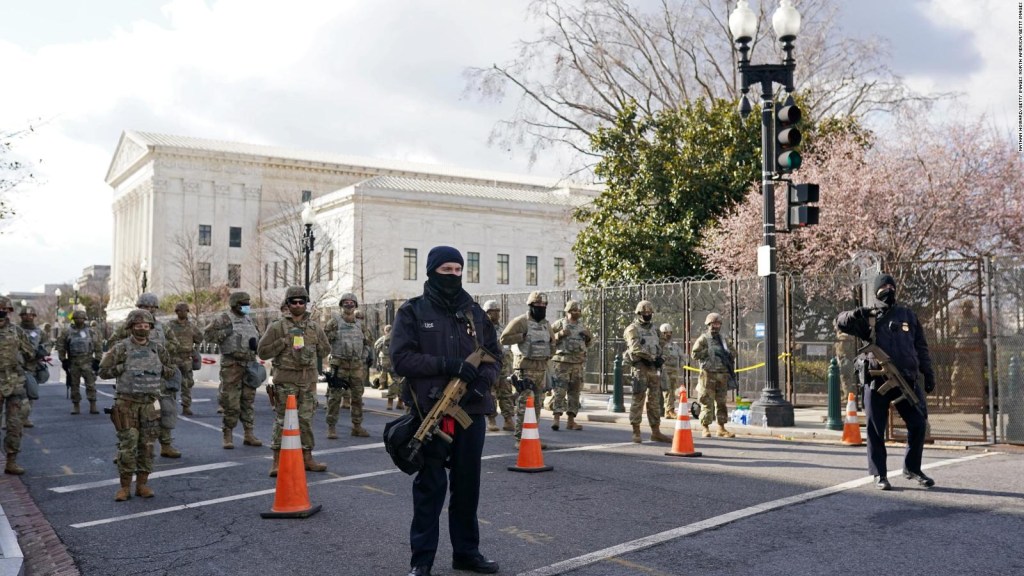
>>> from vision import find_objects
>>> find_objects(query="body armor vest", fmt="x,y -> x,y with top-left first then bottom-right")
22,326 -> 43,348
117,341 -> 164,395
514,319 -> 552,361
632,322 -> 660,359
553,320 -> 587,363
662,340 -> 684,371
218,313 -> 259,358
701,333 -> 729,372
274,319 -> 320,371
331,316 -> 364,360
377,334 -> 392,370
0,324 -> 25,370
68,328 -> 94,356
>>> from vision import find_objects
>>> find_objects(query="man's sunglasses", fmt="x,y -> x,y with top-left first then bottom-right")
288,298 -> 308,305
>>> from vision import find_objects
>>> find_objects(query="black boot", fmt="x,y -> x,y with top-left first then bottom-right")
902,468 -> 935,487
874,475 -> 891,490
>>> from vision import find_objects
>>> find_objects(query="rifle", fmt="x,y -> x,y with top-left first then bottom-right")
857,341 -> 924,416
266,383 -> 278,409
715,348 -> 739,391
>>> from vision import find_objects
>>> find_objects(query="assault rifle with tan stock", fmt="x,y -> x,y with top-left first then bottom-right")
858,313 -> 925,416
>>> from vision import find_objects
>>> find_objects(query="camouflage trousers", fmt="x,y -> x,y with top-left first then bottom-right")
550,361 -> 584,416
378,368 -> 401,400
327,363 -> 365,427
662,368 -> 683,415
270,380 -> 316,450
514,367 -> 547,440
1,388 -> 24,455
629,365 -> 663,427
490,371 -> 514,420
158,388 -> 178,445
697,371 -> 730,426
67,355 -> 97,403
219,363 -> 256,430
174,358 -> 196,409
113,395 -> 159,475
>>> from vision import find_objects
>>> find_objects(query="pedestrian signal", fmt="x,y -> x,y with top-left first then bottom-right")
787,183 -> 819,228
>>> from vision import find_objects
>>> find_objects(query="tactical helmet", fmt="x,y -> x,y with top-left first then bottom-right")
174,302 -> 189,312
137,292 -> 160,308
384,324 -> 392,334
527,292 -> 548,306
482,300 -> 500,312
126,309 -> 156,327
0,296 -> 12,310
284,286 -> 309,301
229,291 -> 251,307
659,323 -> 673,334
244,361 -> 268,388
565,300 -> 581,313
339,292 -> 359,306
705,312 -> 723,325
634,300 -> 655,315
19,306 -> 37,316
73,304 -> 87,314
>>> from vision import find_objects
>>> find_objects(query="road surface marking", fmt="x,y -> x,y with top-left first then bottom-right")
51,462 -> 243,493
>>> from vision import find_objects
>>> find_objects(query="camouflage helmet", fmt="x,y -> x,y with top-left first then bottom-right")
0,296 -> 12,310
137,292 -> 160,308
565,300 -> 581,313
705,312 -> 723,325
527,291 -> 548,306
659,323 -> 673,334
229,291 -> 251,307
634,300 -> 655,315
72,304 -> 87,315
284,286 -> 309,301
482,300 -> 500,312
339,292 -> 358,306
126,309 -> 156,327
174,302 -> 189,313
19,306 -> 37,316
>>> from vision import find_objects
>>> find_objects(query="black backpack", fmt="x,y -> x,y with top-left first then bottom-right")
383,412 -> 424,475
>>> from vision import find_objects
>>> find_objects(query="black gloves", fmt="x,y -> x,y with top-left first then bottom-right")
248,337 -> 258,351
854,307 -> 875,319
61,359 -> 71,371
654,356 -> 665,369
442,357 -> 478,384
924,376 -> 936,394
91,358 -> 101,372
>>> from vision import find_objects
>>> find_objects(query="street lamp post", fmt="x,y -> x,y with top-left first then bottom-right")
301,203 -> 316,293
140,258 -> 149,293
54,288 -> 63,330
73,282 -> 80,307
729,0 -> 801,427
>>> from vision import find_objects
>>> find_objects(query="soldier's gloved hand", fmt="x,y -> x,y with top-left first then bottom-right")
249,337 -> 258,351
654,356 -> 665,369
442,357 -> 478,384
924,375 -> 936,394
91,358 -> 101,372
854,307 -> 875,319
61,358 -> 71,371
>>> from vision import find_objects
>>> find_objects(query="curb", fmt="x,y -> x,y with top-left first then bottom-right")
0,500 -> 24,576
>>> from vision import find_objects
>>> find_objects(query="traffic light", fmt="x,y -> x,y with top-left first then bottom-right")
775,99 -> 802,175
787,183 -> 819,228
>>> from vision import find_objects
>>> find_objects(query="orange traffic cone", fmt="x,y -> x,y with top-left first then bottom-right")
665,389 -> 702,458
841,392 -> 864,446
508,394 -> 553,473
261,394 -> 322,518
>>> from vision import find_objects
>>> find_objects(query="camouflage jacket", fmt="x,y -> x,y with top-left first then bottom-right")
0,322 -> 34,372
166,318 -> 203,360
324,314 -> 372,365
257,313 -> 329,382
98,337 -> 176,385
56,324 -> 103,361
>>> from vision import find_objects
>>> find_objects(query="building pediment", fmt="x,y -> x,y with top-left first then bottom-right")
105,131 -> 152,186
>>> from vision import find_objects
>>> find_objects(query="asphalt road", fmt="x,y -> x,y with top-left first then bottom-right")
13,377 -> 1024,576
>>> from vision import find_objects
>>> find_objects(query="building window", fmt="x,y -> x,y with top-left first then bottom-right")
328,249 -> 334,281
228,264 -> 241,288
554,257 -> 566,288
282,261 -> 288,287
404,248 -> 418,281
526,256 -> 538,286
264,263 -> 269,289
497,254 -> 509,285
273,262 -> 278,289
293,259 -> 300,285
229,226 -> 242,248
466,252 -> 480,283
198,224 -> 212,246
315,252 -> 322,283
198,262 -> 211,288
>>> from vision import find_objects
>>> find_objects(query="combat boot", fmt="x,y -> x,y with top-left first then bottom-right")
243,427 -> 263,447
4,453 -> 25,475
701,425 -> 712,438
115,474 -> 132,501
303,449 -> 327,472
160,442 -> 182,458
567,415 -> 583,431
135,473 -> 154,498
181,406 -> 193,416
650,425 -> 672,443
717,424 -> 736,438
502,416 -> 515,432
551,413 -> 561,431
269,449 -> 280,477
89,400 -> 99,414
387,398 -> 395,410
487,416 -> 499,432
631,424 -> 642,443
222,428 -> 234,449
397,399 -> 406,410
351,425 -> 370,438
71,402 -> 80,415
327,425 -> 338,439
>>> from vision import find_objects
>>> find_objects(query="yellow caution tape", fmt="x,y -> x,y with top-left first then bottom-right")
682,353 -> 791,374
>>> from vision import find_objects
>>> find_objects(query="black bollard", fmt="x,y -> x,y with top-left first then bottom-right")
611,354 -> 625,413
826,357 -> 843,431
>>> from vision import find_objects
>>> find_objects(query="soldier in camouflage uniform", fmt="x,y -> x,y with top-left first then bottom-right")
624,301 -> 671,443
167,302 -> 203,416
550,300 -> 592,432
115,293 -> 184,457
0,296 -> 34,475
483,300 -> 514,432
19,306 -> 50,428
99,309 -> 178,501
691,312 -> 736,438
258,286 -> 330,476
834,330 -> 860,407
56,305 -> 103,415
324,293 -> 373,438
203,292 -> 263,449
374,325 -> 404,410
500,291 -> 556,447
659,323 -> 686,419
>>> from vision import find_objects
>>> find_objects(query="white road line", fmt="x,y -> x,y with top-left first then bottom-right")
50,462 -> 243,493
516,452 -> 995,576
96,390 -> 238,436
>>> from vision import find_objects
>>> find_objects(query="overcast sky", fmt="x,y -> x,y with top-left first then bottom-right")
0,0 -> 1017,294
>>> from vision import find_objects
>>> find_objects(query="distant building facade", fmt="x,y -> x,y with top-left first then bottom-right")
105,131 -> 597,320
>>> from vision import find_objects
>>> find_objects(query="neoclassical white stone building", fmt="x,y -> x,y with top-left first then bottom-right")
105,130 -> 597,320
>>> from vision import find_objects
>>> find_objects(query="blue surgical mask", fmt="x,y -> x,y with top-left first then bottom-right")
240,305 -> 251,315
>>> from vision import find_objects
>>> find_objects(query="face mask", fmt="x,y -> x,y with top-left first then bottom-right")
877,288 -> 896,307
641,313 -> 653,323
709,325 -> 721,336
0,311 -> 7,320
569,311 -> 581,321
529,305 -> 547,322
132,328 -> 150,339
240,305 -> 251,315
428,272 -> 463,299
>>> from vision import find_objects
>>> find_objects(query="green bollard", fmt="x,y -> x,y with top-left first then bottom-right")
826,357 -> 843,431
611,354 -> 626,413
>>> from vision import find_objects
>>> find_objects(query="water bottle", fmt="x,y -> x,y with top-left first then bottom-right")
761,414 -> 768,428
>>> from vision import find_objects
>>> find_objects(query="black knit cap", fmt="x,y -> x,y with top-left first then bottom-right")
426,245 -> 464,274
873,273 -> 896,293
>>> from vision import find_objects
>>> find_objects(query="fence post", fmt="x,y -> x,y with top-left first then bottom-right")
611,353 -> 625,413
1006,354 -> 1024,443
826,357 -> 843,431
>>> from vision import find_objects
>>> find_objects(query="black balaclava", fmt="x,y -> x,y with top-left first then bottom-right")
425,245 -> 465,303
640,313 -> 653,324
873,273 -> 897,309
529,305 -> 546,322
